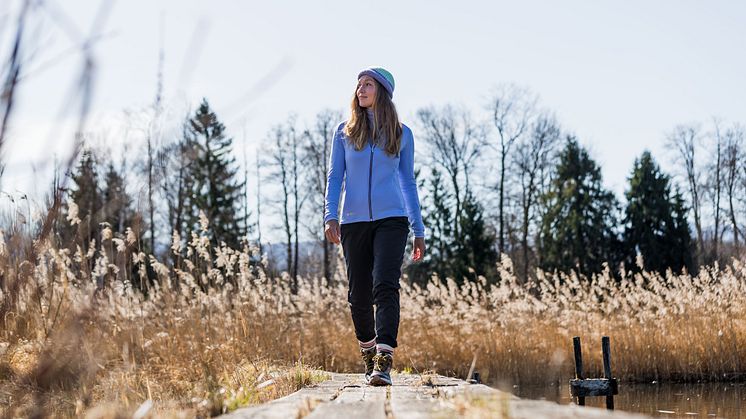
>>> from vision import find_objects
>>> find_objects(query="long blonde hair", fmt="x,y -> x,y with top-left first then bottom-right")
344,79 -> 402,156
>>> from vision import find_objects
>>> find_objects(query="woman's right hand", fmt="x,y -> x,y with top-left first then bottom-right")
325,220 -> 341,244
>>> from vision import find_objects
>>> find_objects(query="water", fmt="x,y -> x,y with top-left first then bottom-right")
509,382 -> 746,418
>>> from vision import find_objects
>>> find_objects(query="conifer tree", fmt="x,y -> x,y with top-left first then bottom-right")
539,137 -> 622,277
409,167 -> 454,284
182,99 -> 247,251
623,151 -> 692,274
66,149 -> 102,248
453,190 -> 497,283
670,189 -> 694,271
102,162 -> 132,235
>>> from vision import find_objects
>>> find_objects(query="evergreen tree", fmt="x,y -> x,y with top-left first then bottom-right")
452,190 -> 497,283
539,137 -> 622,277
670,189 -> 694,272
623,151 -> 692,274
408,168 -> 497,285
65,149 -> 102,249
161,133 -> 197,263
182,99 -> 247,250
102,162 -> 132,235
408,167 -> 454,284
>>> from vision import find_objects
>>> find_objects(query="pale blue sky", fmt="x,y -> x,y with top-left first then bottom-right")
2,0 -> 745,240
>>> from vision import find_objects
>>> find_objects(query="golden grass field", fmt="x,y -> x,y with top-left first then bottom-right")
1,215 -> 745,417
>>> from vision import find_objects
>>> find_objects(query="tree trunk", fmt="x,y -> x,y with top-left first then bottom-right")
713,135 -> 722,262
291,126 -> 301,291
147,136 -> 156,255
256,153 -> 263,255
499,148 -> 506,254
282,167 -> 293,290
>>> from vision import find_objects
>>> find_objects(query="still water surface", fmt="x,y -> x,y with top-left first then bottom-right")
508,382 -> 746,418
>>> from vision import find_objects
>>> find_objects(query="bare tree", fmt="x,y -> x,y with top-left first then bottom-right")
513,112 -> 560,282
742,143 -> 746,255
158,119 -> 195,269
301,109 -> 342,283
707,119 -> 725,262
255,151 -> 262,254
721,123 -> 744,253
268,124 -> 292,286
266,116 -> 306,292
487,84 -> 536,254
242,127 -> 250,248
291,121 -> 305,288
667,124 -> 704,266
417,105 -> 485,241
145,24 -> 165,254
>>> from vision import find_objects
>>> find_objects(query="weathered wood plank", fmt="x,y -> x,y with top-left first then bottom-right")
223,372 -> 648,419
389,390 -> 456,418
304,384 -> 387,419
570,378 -> 619,397
389,379 -> 445,419
221,373 -> 354,419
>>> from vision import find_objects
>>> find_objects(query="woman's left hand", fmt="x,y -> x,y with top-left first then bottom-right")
412,237 -> 426,262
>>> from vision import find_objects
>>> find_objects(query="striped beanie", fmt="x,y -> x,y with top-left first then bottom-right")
357,67 -> 395,99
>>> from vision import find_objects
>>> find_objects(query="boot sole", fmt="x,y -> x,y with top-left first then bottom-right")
368,374 -> 392,386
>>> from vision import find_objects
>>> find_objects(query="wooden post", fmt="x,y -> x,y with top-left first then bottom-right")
602,336 -> 614,410
573,336 -> 585,406
569,336 -> 618,408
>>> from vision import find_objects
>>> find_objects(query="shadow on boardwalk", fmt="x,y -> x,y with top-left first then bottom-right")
222,373 -> 650,418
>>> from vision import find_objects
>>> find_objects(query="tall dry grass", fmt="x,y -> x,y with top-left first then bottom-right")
1,210 -> 746,416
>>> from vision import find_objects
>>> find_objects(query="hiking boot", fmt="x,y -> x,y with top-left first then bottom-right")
368,352 -> 393,386
361,346 -> 376,382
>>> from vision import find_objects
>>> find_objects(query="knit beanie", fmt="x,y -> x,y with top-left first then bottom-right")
357,67 -> 395,99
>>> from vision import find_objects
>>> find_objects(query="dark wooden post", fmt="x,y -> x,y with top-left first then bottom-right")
573,336 -> 585,406
570,336 -> 618,408
602,336 -> 614,410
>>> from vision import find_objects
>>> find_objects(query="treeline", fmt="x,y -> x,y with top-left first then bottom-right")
409,87 -> 744,284
50,86 -> 745,289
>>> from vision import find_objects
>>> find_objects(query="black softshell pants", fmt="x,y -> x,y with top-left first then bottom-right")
341,216 -> 409,348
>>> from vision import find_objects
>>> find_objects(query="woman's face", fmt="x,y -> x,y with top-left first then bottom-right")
356,75 -> 377,109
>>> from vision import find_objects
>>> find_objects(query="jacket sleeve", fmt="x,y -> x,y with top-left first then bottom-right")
397,127 -> 426,238
324,123 -> 346,223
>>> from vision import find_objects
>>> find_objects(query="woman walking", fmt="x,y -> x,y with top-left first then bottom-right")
324,67 -> 426,386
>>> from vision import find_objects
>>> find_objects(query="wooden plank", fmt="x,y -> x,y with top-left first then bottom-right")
389,379 -> 448,419
304,384 -> 387,419
569,378 -> 619,397
223,373 -> 355,419
223,372 -> 648,419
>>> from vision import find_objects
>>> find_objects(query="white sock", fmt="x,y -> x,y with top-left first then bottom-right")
359,338 -> 376,351
376,343 -> 394,354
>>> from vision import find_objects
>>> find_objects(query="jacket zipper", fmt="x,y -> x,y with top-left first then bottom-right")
368,143 -> 374,220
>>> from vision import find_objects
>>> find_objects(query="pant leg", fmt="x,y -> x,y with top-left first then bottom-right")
371,217 -> 410,348
341,221 -> 376,343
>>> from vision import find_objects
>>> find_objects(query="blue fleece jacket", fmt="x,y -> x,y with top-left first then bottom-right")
324,121 -> 426,238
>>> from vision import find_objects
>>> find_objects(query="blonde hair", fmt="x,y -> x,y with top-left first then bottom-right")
344,79 -> 402,156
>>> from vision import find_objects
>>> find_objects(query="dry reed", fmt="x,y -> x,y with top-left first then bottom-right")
1,215 -> 746,416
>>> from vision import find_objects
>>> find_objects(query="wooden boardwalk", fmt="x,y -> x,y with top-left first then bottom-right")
222,373 -> 649,418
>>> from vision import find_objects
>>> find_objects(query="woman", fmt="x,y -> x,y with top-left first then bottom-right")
324,67 -> 426,386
